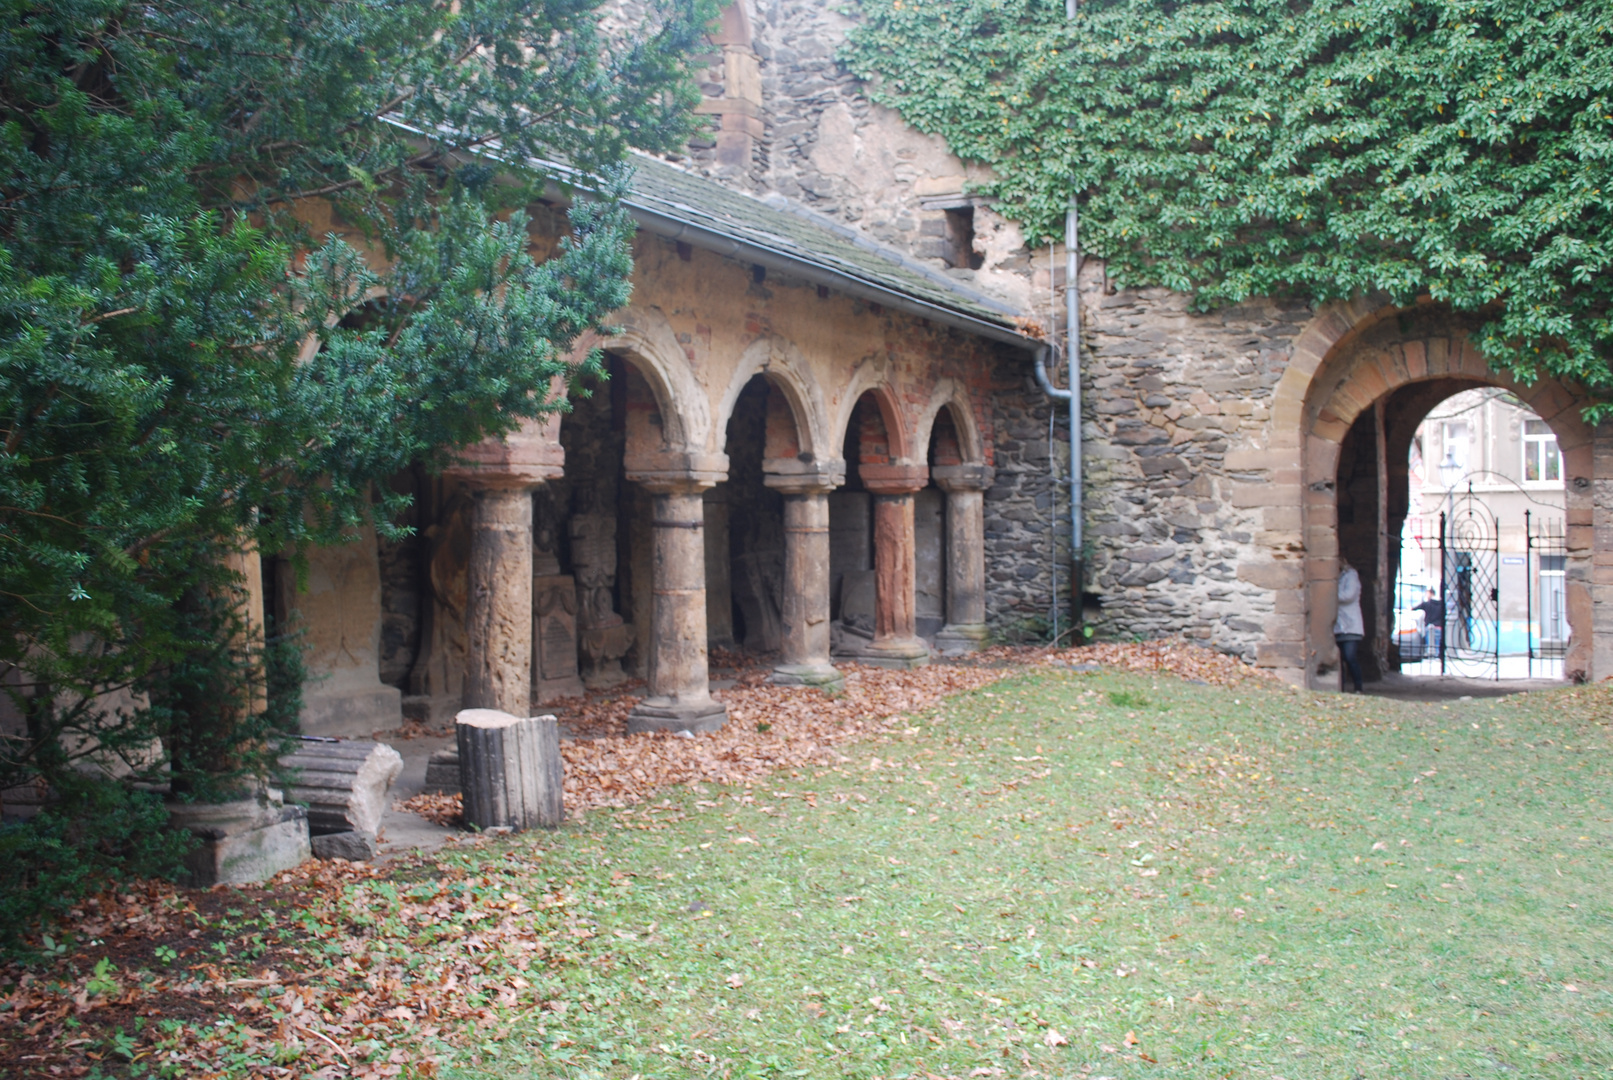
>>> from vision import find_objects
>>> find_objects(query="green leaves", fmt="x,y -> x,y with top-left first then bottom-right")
0,0 -> 714,791
844,0 -> 1613,403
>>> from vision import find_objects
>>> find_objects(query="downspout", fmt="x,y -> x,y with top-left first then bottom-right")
1028,0 -> 1085,646
1065,202 -> 1083,641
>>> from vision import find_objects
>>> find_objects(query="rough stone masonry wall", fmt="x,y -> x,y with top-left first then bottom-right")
1077,273 -> 1314,659
982,357 -> 1076,640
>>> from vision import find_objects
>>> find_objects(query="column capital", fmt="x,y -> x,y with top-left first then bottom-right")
764,459 -> 845,495
931,463 -> 996,493
859,462 -> 929,495
625,451 -> 729,493
443,415 -> 564,489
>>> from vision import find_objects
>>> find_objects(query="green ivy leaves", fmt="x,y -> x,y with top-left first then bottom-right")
844,0 -> 1613,406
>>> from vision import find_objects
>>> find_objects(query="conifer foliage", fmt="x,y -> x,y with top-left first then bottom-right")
0,0 -> 712,796
845,0 -> 1613,401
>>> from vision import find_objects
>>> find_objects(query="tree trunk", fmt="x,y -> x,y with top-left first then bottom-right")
455,709 -> 563,830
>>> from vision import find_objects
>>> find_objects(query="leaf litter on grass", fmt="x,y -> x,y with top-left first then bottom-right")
0,642 -> 1279,1078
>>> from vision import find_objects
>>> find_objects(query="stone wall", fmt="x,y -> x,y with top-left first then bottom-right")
1075,273 -> 1314,660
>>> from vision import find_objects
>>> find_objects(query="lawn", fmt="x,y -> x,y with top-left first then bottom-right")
4,659 -> 1611,1078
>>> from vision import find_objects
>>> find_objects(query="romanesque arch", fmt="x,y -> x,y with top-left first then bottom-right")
599,309 -> 713,458
833,365 -> 914,465
714,336 -> 833,465
1278,303 -> 1596,685
914,377 -> 986,465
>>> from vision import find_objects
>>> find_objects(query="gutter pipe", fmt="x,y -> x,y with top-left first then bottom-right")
1034,0 -> 1085,644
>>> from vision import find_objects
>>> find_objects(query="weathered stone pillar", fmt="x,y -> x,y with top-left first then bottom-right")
627,480 -> 729,733
463,486 -> 536,714
445,413 -> 564,716
932,463 -> 995,655
766,466 -> 845,689
859,464 -> 930,669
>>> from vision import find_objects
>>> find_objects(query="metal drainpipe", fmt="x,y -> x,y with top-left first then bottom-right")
1032,0 -> 1085,644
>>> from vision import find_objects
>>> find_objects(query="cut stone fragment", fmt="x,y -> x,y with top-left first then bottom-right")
311,830 -> 379,861
423,748 -> 462,794
456,709 -> 563,830
166,789 -> 310,886
278,739 -> 403,836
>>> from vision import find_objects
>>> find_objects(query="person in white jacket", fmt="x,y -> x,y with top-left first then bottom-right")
1334,559 -> 1365,692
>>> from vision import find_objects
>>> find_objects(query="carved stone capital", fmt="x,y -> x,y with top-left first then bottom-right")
858,462 -> 929,495
443,415 -> 564,489
930,463 -> 996,493
625,451 -> 730,493
763,458 -> 845,495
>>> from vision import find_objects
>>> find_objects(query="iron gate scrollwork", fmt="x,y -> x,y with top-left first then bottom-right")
1442,487 -> 1500,677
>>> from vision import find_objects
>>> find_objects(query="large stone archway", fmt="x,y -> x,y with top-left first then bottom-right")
1289,308 -> 1596,686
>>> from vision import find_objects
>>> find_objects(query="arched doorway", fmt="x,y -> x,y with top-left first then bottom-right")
1301,310 -> 1594,688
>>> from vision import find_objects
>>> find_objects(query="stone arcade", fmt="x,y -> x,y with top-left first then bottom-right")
268,1 -> 1613,720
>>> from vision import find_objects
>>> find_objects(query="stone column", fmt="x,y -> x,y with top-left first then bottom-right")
932,463 -> 995,655
859,464 -> 930,669
766,466 -> 845,690
627,480 -> 729,733
445,414 -> 564,716
463,485 -> 536,714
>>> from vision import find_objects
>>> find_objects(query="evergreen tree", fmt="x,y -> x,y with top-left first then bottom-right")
0,0 -> 713,796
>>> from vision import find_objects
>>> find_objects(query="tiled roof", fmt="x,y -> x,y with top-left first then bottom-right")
625,153 -> 1033,347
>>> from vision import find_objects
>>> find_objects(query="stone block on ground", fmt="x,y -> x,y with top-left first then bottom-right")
311,830 -> 379,861
278,739 -> 403,836
456,709 -> 563,831
423,748 -> 462,794
166,790 -> 310,886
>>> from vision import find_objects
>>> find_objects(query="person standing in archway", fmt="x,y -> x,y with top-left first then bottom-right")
1335,559 -> 1365,692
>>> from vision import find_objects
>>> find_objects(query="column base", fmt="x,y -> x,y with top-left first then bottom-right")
627,698 -> 728,735
770,662 -> 846,692
934,624 -> 990,656
862,637 -> 930,670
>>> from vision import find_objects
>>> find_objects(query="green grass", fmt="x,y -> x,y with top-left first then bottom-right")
450,668 -> 1612,1078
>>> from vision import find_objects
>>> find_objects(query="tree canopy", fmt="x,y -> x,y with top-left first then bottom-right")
0,0 -> 713,794
843,0 -> 1613,404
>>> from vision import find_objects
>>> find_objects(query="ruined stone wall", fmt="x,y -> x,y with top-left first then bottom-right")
1075,271 -> 1315,660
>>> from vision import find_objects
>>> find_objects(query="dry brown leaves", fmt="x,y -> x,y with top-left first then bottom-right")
0,641 -> 1264,1079
385,642 -> 1268,828
393,791 -> 463,828
557,660 -> 1008,814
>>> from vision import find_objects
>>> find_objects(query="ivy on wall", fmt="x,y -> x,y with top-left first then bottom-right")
843,0 -> 1613,404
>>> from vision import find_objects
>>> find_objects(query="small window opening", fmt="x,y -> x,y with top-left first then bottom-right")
943,207 -> 984,270
1523,418 -> 1561,483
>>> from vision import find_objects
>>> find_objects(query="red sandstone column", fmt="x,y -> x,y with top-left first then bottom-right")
859,464 -> 930,669
766,466 -> 845,690
627,480 -> 729,733
932,464 -> 995,655
445,414 -> 564,715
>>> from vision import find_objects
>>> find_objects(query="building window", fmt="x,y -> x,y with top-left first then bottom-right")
943,207 -> 983,270
1523,419 -> 1561,482
1442,420 -> 1470,477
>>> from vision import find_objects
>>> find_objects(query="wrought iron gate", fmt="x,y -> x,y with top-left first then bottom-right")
1395,488 -> 1566,680
1397,486 -> 1500,678
1442,489 -> 1501,676
1526,510 -> 1568,678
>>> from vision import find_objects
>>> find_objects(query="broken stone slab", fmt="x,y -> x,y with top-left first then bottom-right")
166,789 -> 310,886
423,748 -> 461,794
456,709 -> 563,831
278,739 -> 403,836
311,830 -> 378,861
